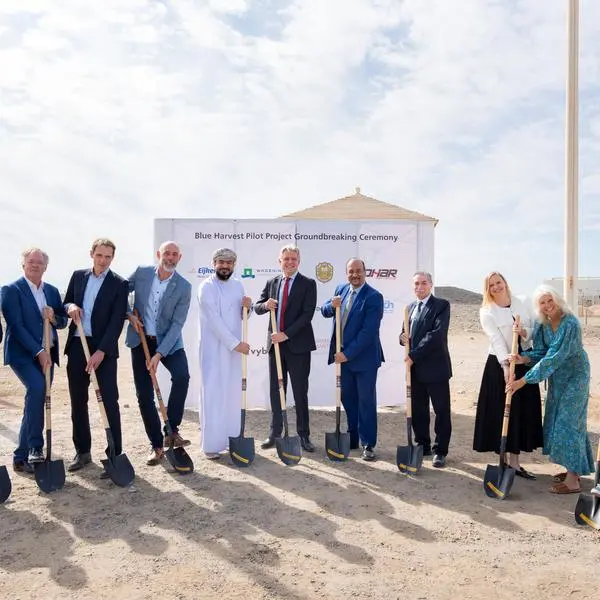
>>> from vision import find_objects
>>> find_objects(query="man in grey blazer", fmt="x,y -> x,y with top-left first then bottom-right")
126,241 -> 192,465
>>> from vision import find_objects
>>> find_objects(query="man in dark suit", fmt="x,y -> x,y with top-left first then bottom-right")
126,241 -> 192,466
400,271 -> 452,468
63,238 -> 129,475
254,244 -> 317,452
321,258 -> 384,461
1,248 -> 67,472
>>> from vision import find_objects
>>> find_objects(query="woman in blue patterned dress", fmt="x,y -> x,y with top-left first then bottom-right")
506,285 -> 594,494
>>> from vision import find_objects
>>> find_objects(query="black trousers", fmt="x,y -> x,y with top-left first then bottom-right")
411,377 -> 452,456
131,339 -> 190,449
268,345 -> 311,437
66,337 -> 122,456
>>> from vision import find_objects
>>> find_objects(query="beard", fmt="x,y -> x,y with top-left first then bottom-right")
160,262 -> 177,273
216,268 -> 233,281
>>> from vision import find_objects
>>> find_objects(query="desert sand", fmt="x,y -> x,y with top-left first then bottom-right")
1,303 -> 599,600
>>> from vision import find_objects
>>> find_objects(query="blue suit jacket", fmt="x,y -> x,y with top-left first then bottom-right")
1,277 -> 68,366
402,295 -> 452,383
125,266 -> 191,357
321,282 -> 384,371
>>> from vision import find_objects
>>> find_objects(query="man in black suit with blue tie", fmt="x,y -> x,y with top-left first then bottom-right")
63,238 -> 129,475
400,271 -> 452,468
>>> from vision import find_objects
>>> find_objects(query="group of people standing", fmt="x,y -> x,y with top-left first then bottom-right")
1,242 -> 597,499
473,271 -> 598,497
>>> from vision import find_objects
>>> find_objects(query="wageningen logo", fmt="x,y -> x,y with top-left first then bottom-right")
241,267 -> 280,279
241,267 -> 255,279
365,268 -> 397,279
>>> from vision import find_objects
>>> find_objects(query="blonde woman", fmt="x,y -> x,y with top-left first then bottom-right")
473,272 -> 542,479
507,285 -> 594,493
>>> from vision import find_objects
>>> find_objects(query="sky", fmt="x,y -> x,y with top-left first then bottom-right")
0,0 -> 599,296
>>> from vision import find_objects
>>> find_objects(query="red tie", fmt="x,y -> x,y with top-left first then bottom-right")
279,277 -> 289,332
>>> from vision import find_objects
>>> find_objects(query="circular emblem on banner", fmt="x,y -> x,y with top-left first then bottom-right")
315,262 -> 334,283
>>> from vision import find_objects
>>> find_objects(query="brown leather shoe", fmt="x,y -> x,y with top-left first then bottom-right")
146,448 -> 165,466
164,433 -> 191,448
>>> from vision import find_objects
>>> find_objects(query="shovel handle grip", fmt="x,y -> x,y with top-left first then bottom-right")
501,315 -> 520,438
270,309 -> 287,412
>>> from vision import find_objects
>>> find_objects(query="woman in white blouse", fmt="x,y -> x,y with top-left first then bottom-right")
472,272 -> 543,479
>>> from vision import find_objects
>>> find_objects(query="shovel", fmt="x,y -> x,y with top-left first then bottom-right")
325,305 -> 350,462
229,305 -> 255,467
0,466 -> 10,503
397,306 -> 423,474
483,315 -> 520,499
270,309 -> 302,466
76,321 -> 135,487
574,439 -> 600,530
34,316 -> 66,493
134,313 -> 194,474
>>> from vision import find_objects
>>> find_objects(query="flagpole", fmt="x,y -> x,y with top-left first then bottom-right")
564,0 -> 579,310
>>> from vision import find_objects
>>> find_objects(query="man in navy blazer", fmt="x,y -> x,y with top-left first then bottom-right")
1,248 -> 67,470
321,258 -> 384,461
126,241 -> 192,465
63,238 -> 129,474
400,271 -> 452,468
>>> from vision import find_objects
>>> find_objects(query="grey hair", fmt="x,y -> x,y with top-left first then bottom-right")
159,240 -> 181,253
212,247 -> 237,264
532,284 -> 572,321
21,247 -> 49,266
413,271 -> 433,284
279,244 -> 300,258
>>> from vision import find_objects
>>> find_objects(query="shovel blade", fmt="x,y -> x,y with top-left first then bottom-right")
396,444 -> 424,474
276,435 -> 302,466
483,464 -> 516,499
325,431 -> 350,462
166,447 -> 194,474
574,494 -> 600,529
101,453 -> 135,487
0,466 -> 11,503
34,459 -> 66,493
229,435 -> 255,467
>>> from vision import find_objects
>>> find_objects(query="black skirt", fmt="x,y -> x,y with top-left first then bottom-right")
473,355 -> 543,454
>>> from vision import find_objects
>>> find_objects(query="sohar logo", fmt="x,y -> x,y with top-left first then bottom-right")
365,268 -> 397,279
241,267 -> 255,279
315,262 -> 334,283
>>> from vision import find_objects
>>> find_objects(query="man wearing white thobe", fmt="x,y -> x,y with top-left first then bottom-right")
198,248 -> 251,459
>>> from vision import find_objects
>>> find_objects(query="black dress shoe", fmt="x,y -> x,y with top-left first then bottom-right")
350,440 -> 359,450
300,436 -> 315,452
515,467 -> 536,480
67,452 -> 92,472
260,437 -> 276,450
432,454 -> 446,468
13,460 -> 34,474
99,470 -> 110,479
361,446 -> 376,461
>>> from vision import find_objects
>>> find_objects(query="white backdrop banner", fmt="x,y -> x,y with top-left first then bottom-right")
154,219 -> 435,411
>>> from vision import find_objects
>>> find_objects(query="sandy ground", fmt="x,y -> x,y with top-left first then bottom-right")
1,314 -> 599,600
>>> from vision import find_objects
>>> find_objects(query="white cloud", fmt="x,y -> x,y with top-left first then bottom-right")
0,0 -> 599,295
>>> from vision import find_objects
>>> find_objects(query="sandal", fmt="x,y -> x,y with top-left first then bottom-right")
549,482 -> 581,494
552,472 -> 567,483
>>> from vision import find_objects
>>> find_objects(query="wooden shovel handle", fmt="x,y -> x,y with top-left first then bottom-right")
75,320 -> 111,429
403,306 -> 412,418
335,305 -> 341,409
43,316 -> 52,428
133,311 -> 170,426
501,315 -> 520,438
270,309 -> 287,412
241,305 -> 248,410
